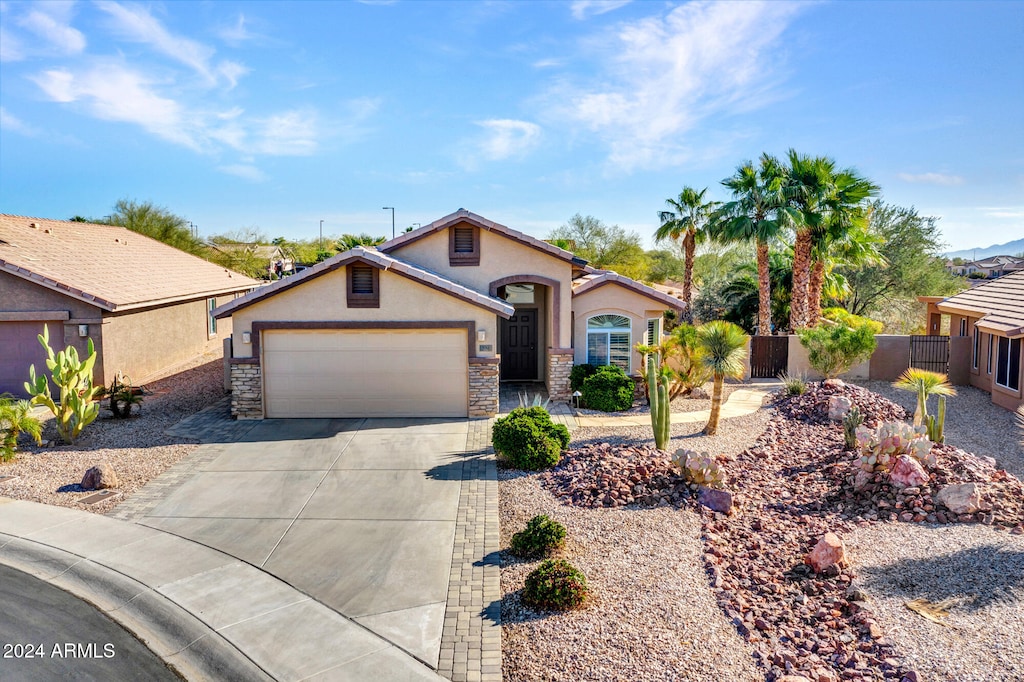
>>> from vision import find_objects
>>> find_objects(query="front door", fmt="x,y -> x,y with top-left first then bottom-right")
501,309 -> 538,381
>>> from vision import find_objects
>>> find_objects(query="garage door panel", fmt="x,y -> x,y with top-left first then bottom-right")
262,329 -> 468,418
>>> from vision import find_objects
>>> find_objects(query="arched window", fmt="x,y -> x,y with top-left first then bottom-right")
587,314 -> 631,371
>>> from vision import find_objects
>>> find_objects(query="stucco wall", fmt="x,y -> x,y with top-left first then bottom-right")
100,295 -> 233,385
387,225 -> 573,347
571,284 -> 669,375
869,335 -> 911,381
229,266 -> 498,359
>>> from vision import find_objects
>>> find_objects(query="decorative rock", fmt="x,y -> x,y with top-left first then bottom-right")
935,482 -> 982,514
804,532 -> 848,573
81,463 -> 118,490
889,455 -> 928,488
823,378 -> 846,387
697,485 -> 733,515
827,395 -> 853,421
779,676 -> 813,682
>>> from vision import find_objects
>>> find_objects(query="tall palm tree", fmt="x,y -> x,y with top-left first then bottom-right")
712,154 -> 798,336
655,187 -> 719,317
697,321 -> 749,435
784,150 -> 834,331
807,209 -> 883,324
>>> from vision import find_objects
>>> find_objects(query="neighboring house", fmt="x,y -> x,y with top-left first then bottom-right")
215,209 -> 685,419
209,243 -> 294,278
935,271 -> 1024,412
947,255 -> 1024,279
0,215 -> 260,397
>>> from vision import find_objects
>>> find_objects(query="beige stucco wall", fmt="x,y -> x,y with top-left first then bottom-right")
387,225 -> 573,348
100,295 -> 234,385
229,265 -> 498,359
571,284 -> 670,375
788,335 -> 871,381
869,335 -> 912,381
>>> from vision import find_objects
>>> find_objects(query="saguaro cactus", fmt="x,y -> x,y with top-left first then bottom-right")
24,324 -> 103,444
647,353 -> 671,450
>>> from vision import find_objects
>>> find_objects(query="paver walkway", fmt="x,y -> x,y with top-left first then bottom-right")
573,383 -> 779,427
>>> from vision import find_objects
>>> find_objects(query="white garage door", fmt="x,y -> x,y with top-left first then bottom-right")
262,329 -> 468,418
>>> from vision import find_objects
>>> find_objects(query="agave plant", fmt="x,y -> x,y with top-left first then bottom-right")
517,392 -> 551,410
892,368 -> 956,428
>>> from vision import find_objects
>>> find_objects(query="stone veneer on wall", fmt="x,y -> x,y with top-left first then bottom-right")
546,349 -> 573,402
469,359 -> 500,417
230,363 -> 263,419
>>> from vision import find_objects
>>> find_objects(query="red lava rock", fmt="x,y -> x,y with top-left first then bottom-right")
889,455 -> 928,488
698,485 -> 734,515
805,533 -> 848,573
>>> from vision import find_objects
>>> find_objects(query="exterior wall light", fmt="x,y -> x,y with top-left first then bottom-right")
78,324 -> 88,337
478,329 -> 487,342
242,332 -> 252,344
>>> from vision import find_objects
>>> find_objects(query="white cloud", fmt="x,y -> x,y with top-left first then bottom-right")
547,1 -> 804,172
897,172 -> 965,186
981,206 -> 1024,219
219,164 -> 267,182
217,14 -> 254,46
0,26 -> 25,61
571,1 -> 632,20
96,1 -> 243,88
18,4 -> 86,55
0,106 -> 38,135
532,58 -> 564,69
477,119 -> 542,160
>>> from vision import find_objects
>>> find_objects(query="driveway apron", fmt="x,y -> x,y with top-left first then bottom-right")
138,417 -> 471,669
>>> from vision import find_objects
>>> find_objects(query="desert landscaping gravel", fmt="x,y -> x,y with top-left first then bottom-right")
0,353 -> 225,514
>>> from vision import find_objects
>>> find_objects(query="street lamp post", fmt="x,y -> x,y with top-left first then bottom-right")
382,207 -> 395,239
319,220 -> 324,252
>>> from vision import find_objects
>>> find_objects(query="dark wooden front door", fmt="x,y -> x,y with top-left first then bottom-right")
750,335 -> 789,378
501,309 -> 538,381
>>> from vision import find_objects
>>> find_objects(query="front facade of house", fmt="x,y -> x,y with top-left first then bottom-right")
0,215 -> 259,396
216,210 -> 685,419
937,271 -> 1024,411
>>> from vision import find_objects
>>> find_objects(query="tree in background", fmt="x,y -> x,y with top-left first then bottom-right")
336,233 -> 386,250
655,186 -> 719,315
549,214 -> 650,280
101,199 -> 205,255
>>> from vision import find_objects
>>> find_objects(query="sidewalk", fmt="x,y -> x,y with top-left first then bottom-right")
573,382 -> 779,428
0,497 -> 445,682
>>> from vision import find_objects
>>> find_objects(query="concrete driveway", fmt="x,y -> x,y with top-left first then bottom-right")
137,417 -> 471,669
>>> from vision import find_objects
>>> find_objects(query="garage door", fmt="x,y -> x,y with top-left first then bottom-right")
262,329 -> 469,418
0,321 -> 57,398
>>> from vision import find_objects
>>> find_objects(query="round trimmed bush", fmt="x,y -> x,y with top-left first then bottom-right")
522,559 -> 589,611
581,365 -> 634,412
569,363 -> 600,393
492,407 -> 566,470
510,515 -> 566,559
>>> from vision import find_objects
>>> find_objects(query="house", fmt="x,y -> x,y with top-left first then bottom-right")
0,215 -> 260,397
947,255 -> 1024,279
214,209 -> 686,419
935,270 -> 1024,412
208,243 -> 294,278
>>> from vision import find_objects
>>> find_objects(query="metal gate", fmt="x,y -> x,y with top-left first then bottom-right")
910,335 -> 949,373
750,335 -> 789,378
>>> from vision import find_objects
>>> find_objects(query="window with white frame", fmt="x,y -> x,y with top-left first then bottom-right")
587,314 -> 631,371
995,336 -> 1021,391
987,334 -> 994,374
973,328 -> 980,370
959,318 -> 967,336
207,298 -> 217,336
646,317 -> 662,346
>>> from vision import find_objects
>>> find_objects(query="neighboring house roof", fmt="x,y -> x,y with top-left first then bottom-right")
379,208 -> 590,267
213,246 -> 515,319
936,270 -> 1024,336
0,214 -> 259,312
572,271 -> 687,312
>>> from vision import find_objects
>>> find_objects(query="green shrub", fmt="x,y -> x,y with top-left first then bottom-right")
24,324 -> 103,444
796,323 -> 877,379
569,363 -> 599,392
0,394 -> 43,463
581,365 -> 634,412
822,307 -> 884,334
778,371 -> 807,396
509,515 -> 566,559
492,407 -> 567,470
522,559 -> 589,611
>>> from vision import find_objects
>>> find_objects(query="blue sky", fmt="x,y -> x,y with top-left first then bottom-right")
1,0 -> 1022,252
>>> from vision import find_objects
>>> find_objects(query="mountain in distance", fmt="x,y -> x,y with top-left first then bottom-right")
945,237 -> 1024,260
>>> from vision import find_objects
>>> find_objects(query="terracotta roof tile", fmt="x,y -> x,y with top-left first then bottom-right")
0,214 -> 260,311
937,271 -> 1024,336
572,270 -> 687,311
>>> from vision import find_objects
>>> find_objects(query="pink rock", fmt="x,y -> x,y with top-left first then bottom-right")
697,485 -> 733,515
935,483 -> 981,514
889,455 -> 928,488
805,532 -> 848,573
827,395 -> 852,421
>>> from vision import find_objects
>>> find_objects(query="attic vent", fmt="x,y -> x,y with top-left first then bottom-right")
351,265 -> 375,293
453,227 -> 474,253
29,222 -> 38,228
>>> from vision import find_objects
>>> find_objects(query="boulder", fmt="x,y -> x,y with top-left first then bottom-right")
827,395 -> 853,421
936,483 -> 981,514
81,463 -> 118,490
823,378 -> 846,388
689,387 -> 710,400
697,485 -> 733,515
889,455 -> 928,488
805,532 -> 848,573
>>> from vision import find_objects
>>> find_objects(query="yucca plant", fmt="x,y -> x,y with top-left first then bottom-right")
892,368 -> 956,439
696,321 -> 749,435
0,394 -> 43,462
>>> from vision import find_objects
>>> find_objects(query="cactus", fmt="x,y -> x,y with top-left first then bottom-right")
925,395 -> 947,444
24,325 -> 103,444
842,406 -> 863,450
647,353 -> 671,450
855,421 -> 934,473
671,448 -> 725,488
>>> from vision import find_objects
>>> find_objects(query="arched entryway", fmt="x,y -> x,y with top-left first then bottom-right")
489,275 -> 561,383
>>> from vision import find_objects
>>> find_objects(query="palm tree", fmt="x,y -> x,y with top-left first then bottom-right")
655,187 -> 719,317
0,395 -> 43,462
783,151 -> 834,331
697,321 -> 749,435
713,155 -> 798,335
892,368 -> 956,427
807,212 -> 883,325
336,233 -> 387,251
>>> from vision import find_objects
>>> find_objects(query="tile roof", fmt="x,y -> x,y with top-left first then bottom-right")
379,208 -> 588,266
936,270 -> 1024,336
572,271 -> 687,312
0,214 -> 260,311
213,246 -> 515,319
